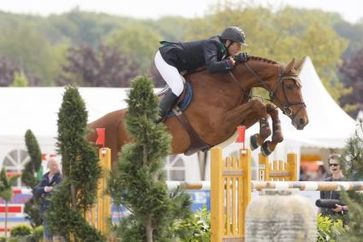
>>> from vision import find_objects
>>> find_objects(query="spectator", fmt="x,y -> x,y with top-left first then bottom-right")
316,161 -> 328,180
318,154 -> 348,223
33,157 -> 63,242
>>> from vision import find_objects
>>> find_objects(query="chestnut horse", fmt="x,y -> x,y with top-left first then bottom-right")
88,56 -> 308,165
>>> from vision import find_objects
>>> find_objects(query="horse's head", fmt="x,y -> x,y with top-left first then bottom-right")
231,56 -> 309,130
269,58 -> 309,130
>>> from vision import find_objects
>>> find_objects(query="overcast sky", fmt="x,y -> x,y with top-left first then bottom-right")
0,0 -> 362,23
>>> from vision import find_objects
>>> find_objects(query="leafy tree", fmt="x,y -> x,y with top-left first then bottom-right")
47,86 -> 103,241
105,24 -> 162,73
58,44 -> 139,87
0,22 -> 66,85
341,121 -> 363,180
339,48 -> 363,118
338,121 -> 363,241
333,19 -> 363,59
150,16 -> 190,41
339,190 -> 363,241
21,130 -> 43,227
0,57 -> 18,86
41,8 -> 125,47
11,71 -> 28,87
108,76 -> 192,241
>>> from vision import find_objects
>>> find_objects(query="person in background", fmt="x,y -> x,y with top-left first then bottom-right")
316,161 -> 328,180
299,165 -> 310,181
319,154 -> 348,222
33,157 -> 63,242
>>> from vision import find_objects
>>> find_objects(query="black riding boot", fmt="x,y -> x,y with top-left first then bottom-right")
159,91 -> 178,121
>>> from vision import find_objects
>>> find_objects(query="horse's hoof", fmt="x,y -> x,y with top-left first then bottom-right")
250,134 -> 260,150
261,141 -> 272,156
272,132 -> 284,143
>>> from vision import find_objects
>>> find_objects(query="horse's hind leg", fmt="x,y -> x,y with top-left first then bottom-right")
261,104 -> 284,156
250,116 -> 271,151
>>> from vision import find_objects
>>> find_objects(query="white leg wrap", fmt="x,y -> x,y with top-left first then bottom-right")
154,51 -> 184,96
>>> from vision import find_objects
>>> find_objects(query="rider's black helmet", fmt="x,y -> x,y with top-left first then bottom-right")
221,26 -> 247,45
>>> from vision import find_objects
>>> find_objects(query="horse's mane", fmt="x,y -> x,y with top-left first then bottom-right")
187,55 -> 279,76
247,56 -> 278,64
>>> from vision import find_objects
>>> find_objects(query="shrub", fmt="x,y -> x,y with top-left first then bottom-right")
32,226 -> 44,241
317,214 -> 345,242
172,207 -> 211,242
10,224 -> 32,237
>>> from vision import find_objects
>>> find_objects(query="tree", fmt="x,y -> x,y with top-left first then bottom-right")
58,44 -> 139,87
21,130 -> 43,227
0,57 -> 18,86
11,71 -> 29,87
339,48 -> 363,118
0,168 -> 18,238
0,22 -> 66,85
108,76 -> 191,241
105,24 -> 162,74
333,19 -> 363,59
47,86 -> 103,241
341,121 -> 363,180
339,121 -> 363,240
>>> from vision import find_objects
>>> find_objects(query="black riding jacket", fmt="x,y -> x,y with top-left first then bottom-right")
159,36 -> 233,73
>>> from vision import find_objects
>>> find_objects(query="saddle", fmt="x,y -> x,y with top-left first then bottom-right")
158,81 -> 211,155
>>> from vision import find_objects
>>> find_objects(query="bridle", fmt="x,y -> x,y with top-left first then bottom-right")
228,62 -> 306,121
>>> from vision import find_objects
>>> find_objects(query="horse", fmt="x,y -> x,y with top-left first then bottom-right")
88,56 -> 309,165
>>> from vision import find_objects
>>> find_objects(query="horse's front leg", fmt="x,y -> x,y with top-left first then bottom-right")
260,104 -> 284,156
250,115 -> 271,151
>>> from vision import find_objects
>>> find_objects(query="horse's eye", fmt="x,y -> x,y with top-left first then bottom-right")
286,84 -> 294,90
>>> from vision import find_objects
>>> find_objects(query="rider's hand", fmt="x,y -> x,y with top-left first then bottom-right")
234,52 -> 248,63
332,204 -> 343,213
229,57 -> 236,66
44,186 -> 53,192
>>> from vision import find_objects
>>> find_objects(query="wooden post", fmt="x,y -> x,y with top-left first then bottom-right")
241,149 -> 251,237
97,148 -> 111,234
211,147 -> 224,242
287,153 -> 297,181
259,154 -> 270,181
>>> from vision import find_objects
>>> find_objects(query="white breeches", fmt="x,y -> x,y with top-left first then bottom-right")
154,51 -> 184,96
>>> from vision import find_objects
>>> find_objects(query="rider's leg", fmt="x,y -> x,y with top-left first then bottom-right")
154,51 -> 184,118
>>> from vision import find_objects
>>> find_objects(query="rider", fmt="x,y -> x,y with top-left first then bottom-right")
154,26 -> 249,120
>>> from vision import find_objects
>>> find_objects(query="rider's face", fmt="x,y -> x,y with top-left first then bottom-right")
227,41 -> 242,56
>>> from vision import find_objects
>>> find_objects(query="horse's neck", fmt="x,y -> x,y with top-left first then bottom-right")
237,60 -> 279,92
186,60 -> 279,107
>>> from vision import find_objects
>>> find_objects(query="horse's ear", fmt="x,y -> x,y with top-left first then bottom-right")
285,58 -> 296,73
294,56 -> 306,74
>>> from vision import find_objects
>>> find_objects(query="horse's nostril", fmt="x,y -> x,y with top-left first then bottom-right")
299,118 -> 307,126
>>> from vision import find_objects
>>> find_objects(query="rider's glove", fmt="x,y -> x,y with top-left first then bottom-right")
234,52 -> 248,63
